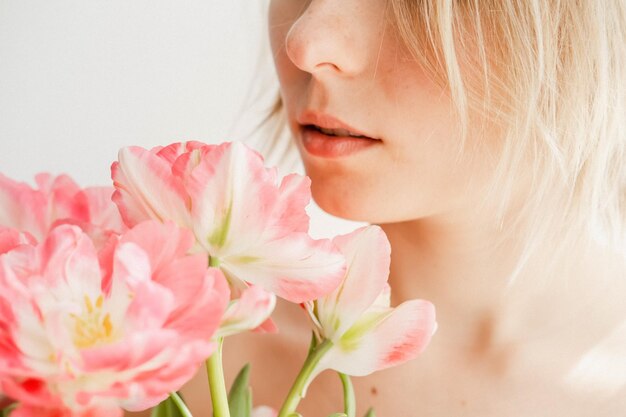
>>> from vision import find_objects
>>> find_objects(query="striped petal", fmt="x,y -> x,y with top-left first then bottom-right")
216,285 -> 276,338
186,142 -> 277,254
314,299 -> 436,377
111,147 -> 190,228
186,142 -> 345,302
219,233 -> 346,303
315,226 -> 391,339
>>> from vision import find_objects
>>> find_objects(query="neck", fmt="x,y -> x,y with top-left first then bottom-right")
379,212 -> 624,360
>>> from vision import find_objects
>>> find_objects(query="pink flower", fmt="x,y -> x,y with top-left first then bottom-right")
0,221 -> 229,416
0,173 -> 126,247
304,226 -> 437,378
111,141 -> 345,304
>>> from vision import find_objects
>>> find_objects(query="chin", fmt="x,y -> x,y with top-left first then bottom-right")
308,174 -> 395,224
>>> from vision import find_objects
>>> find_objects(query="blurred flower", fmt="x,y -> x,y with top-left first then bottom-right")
111,141 -> 345,305
304,226 -> 437,378
0,173 -> 125,247
215,285 -> 277,338
0,221 -> 229,416
252,405 -> 278,417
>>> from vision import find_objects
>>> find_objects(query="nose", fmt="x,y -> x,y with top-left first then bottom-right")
284,1 -> 367,76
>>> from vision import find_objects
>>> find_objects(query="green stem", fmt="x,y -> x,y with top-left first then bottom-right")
169,392 -> 193,417
338,373 -> 356,417
277,339 -> 334,417
206,337 -> 231,417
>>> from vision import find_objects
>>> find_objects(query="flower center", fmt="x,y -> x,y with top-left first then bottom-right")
70,295 -> 114,349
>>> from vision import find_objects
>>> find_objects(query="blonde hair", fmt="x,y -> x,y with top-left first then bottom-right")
255,0 -> 626,278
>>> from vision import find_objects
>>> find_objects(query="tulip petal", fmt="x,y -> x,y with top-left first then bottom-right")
316,226 -> 391,339
0,174 -> 48,239
216,285 -> 276,338
252,406 -> 278,417
220,233 -> 346,303
186,142 -> 277,254
315,299 -> 437,377
111,147 -> 190,228
81,187 -> 126,234
0,227 -> 35,254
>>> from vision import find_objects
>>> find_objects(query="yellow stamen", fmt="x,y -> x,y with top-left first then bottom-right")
84,295 -> 94,314
95,295 -> 104,309
71,294 -> 116,349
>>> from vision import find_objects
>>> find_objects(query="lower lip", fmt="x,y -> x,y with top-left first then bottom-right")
300,127 -> 381,158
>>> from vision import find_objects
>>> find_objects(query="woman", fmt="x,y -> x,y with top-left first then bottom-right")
175,1 -> 626,416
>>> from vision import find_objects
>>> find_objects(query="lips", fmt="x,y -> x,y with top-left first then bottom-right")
296,110 -> 382,158
297,110 -> 379,140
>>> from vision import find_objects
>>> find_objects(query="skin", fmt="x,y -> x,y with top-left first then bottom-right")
131,0 -> 626,416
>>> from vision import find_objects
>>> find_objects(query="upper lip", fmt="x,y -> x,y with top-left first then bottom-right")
297,110 -> 379,140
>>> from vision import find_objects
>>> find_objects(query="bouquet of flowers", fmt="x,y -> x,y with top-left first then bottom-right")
0,141 -> 437,417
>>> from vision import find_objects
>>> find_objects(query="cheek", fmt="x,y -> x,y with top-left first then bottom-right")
303,76 -> 476,224
303,150 -> 473,224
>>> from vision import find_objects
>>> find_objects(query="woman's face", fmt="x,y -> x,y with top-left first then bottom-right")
268,0 -> 497,224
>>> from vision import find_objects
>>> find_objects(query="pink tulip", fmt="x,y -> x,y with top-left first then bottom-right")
0,221 -> 229,416
111,141 -> 345,305
0,173 -> 126,246
304,226 -> 437,378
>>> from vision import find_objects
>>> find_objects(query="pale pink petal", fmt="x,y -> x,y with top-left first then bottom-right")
38,225 -> 101,294
162,141 -> 209,180
163,266 -> 229,340
111,147 -> 190,228
252,317 -> 279,334
154,141 -> 206,166
186,142 -> 277,254
0,174 -> 48,239
216,285 -> 276,338
117,220 -> 195,274
115,220 -> 230,338
11,403 -> 122,417
316,226 -> 391,338
35,174 -> 90,226
220,233 -> 345,303
252,405 -> 278,417
185,141 -> 311,248
81,187 -> 126,234
315,299 -> 437,377
114,242 -> 175,330
257,173 -> 312,240
0,227 -> 35,254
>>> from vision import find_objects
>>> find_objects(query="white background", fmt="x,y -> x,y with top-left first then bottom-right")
0,0 -> 362,237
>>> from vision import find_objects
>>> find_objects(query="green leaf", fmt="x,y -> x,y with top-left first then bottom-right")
327,414 -> 348,417
228,363 -> 252,417
363,408 -> 376,417
287,414 -> 303,417
150,394 -> 186,417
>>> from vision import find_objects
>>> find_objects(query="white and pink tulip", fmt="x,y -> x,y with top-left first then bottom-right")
304,226 -> 437,378
111,141 -> 346,309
